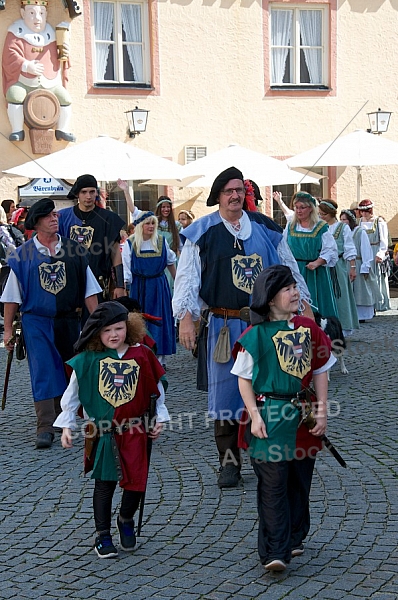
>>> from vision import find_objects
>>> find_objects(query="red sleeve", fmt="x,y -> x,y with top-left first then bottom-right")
232,324 -> 253,360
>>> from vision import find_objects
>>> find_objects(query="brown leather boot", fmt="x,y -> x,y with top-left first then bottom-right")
34,399 -> 56,449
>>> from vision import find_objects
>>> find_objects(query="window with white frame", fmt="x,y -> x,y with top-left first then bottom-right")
93,0 -> 150,85
270,5 -> 328,87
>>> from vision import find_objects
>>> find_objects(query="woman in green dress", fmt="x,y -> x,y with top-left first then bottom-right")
285,192 -> 338,318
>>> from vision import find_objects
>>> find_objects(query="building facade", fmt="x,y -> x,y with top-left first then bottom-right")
0,0 -> 397,234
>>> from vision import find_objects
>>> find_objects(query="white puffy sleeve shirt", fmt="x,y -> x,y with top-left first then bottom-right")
356,226 -> 374,274
328,221 -> 357,261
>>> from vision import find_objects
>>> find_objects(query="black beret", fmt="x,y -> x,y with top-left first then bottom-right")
24,197 -> 55,230
74,301 -> 129,352
250,265 -> 296,325
207,166 -> 244,207
67,174 -> 98,199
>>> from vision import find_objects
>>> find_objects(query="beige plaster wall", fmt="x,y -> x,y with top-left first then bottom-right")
0,0 -> 398,233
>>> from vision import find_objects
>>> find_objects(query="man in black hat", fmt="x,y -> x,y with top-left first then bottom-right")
173,166 -> 312,488
1,198 -> 101,449
57,174 -> 126,300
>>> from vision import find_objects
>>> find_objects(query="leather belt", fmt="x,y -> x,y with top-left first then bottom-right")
210,307 -> 250,322
256,390 -> 307,405
101,419 -> 142,435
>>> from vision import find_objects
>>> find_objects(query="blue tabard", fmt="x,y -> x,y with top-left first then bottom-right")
57,205 -> 124,280
127,236 -> 176,356
8,238 -> 87,401
182,211 -> 283,419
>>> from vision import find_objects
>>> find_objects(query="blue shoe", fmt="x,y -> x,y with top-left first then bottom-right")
117,516 -> 137,552
94,533 -> 118,558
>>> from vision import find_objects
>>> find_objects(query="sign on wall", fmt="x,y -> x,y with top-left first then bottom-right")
19,177 -> 71,197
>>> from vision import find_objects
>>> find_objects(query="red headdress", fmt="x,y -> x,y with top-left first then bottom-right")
244,179 -> 257,212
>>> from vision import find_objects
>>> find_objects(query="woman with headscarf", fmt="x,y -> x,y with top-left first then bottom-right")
122,211 -> 177,367
340,209 -> 379,322
285,192 -> 338,318
358,199 -> 391,312
318,200 -> 359,336
155,197 -> 182,294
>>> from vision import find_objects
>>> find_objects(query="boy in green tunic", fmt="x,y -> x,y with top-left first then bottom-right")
54,302 -> 169,558
231,265 -> 335,572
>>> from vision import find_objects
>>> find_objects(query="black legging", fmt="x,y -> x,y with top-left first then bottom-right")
93,479 -> 142,533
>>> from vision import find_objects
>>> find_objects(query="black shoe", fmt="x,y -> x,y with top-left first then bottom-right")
35,432 -> 54,449
55,130 -> 76,142
9,131 -> 24,142
117,516 -> 137,551
94,533 -> 118,558
217,465 -> 242,488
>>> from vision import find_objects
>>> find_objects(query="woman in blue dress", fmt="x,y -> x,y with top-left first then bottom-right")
122,211 -> 176,366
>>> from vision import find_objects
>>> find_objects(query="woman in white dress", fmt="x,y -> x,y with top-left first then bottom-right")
358,199 -> 391,312
318,200 -> 359,336
340,209 -> 379,322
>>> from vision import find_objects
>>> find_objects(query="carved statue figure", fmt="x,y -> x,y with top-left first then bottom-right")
2,0 -> 75,142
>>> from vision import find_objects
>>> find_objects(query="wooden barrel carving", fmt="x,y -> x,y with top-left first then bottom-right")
23,90 -> 60,130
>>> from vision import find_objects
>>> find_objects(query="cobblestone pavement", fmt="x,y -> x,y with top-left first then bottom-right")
1,305 -> 398,600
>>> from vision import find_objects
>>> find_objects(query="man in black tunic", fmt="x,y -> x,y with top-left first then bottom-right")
57,174 -> 126,301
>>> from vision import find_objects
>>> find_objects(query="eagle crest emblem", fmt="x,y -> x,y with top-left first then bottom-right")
38,261 -> 67,295
70,224 -> 94,249
272,326 -> 312,378
231,253 -> 263,294
99,357 -> 140,408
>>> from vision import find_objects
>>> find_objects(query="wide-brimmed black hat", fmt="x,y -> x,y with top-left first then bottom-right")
250,265 -> 296,325
74,301 -> 129,352
67,174 -> 98,200
206,166 -> 244,207
24,197 -> 55,230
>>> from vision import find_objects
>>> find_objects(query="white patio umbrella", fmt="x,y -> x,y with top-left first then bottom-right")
3,136 -> 189,182
286,129 -> 398,203
143,144 -> 321,187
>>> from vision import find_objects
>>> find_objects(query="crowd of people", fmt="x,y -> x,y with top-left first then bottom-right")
0,170 -> 394,567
